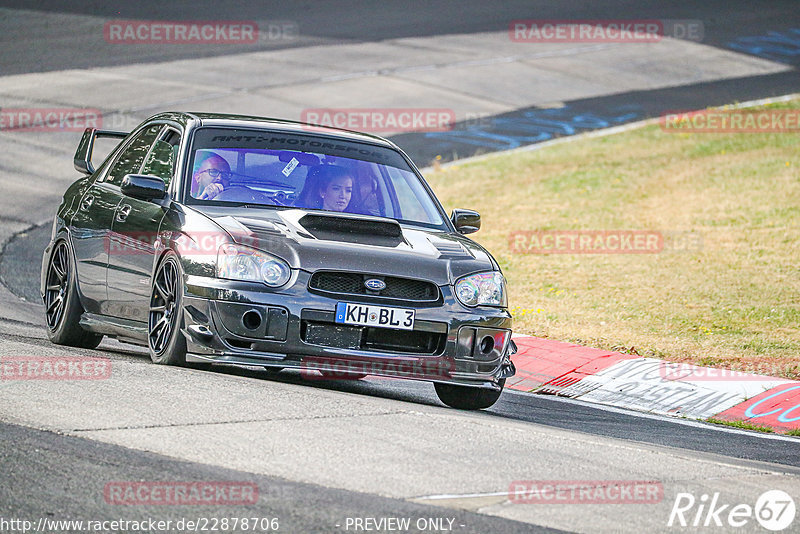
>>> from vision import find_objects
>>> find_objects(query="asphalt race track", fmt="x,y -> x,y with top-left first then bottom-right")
1,2 -> 799,533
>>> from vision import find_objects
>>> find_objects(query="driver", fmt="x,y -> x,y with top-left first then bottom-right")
191,152 -> 232,200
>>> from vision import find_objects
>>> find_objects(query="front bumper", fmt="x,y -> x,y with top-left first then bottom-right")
180,272 -> 515,389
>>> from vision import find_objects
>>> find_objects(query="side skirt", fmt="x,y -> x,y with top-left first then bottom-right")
79,312 -> 148,346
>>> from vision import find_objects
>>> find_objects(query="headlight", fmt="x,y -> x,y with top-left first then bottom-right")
217,243 -> 291,287
454,271 -> 507,307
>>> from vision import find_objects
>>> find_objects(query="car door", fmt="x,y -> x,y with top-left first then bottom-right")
70,123 -> 162,314
106,125 -> 182,322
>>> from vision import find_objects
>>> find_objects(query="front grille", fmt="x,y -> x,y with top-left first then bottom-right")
309,271 -> 439,302
302,321 -> 445,355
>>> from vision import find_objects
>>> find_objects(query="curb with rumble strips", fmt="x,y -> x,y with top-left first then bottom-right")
508,334 -> 800,434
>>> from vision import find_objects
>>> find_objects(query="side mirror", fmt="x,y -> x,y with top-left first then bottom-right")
451,209 -> 481,235
121,174 -> 167,201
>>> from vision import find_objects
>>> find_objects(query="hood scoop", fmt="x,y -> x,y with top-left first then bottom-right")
298,213 -> 404,247
430,237 -> 473,258
233,217 -> 281,233
211,215 -> 286,242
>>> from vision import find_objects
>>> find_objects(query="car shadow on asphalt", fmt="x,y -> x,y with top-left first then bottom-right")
97,337 -> 447,409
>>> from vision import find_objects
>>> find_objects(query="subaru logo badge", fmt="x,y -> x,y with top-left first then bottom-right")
364,278 -> 386,291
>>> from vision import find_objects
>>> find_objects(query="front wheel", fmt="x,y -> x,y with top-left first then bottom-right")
148,252 -> 187,365
434,379 -> 505,410
44,239 -> 103,349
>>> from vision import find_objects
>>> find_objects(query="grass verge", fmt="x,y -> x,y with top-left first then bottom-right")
426,99 -> 800,379
706,417 -> 774,434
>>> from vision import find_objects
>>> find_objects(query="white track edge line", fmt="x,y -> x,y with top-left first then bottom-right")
504,388 -> 800,443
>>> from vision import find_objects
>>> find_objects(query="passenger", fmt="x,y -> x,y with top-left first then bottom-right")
296,165 -> 353,212
191,152 -> 232,200
351,174 -> 380,216
320,167 -> 353,212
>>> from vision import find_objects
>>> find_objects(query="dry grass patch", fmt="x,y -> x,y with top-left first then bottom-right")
425,100 -> 800,378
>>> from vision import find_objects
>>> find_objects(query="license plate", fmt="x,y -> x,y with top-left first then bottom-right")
335,303 -> 415,330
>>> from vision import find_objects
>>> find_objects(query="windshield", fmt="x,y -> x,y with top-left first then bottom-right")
184,127 -> 446,228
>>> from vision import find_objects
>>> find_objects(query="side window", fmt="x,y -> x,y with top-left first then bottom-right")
105,124 -> 162,185
141,127 -> 181,185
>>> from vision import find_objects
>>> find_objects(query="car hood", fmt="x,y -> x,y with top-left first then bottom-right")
196,207 -> 497,285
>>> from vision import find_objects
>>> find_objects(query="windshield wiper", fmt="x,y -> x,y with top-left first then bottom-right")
232,203 -> 290,210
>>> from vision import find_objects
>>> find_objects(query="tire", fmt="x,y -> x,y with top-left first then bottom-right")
44,239 -> 103,349
434,379 -> 505,410
148,252 -> 187,365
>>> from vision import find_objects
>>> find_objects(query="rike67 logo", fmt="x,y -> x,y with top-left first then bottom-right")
668,490 -> 795,531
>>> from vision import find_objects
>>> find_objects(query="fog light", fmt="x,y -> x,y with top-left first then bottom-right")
242,310 -> 262,330
479,336 -> 494,355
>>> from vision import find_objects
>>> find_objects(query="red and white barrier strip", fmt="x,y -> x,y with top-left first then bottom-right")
510,335 -> 800,433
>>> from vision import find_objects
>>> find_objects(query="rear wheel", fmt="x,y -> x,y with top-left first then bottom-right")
434,379 -> 505,410
148,252 -> 187,365
44,240 -> 103,348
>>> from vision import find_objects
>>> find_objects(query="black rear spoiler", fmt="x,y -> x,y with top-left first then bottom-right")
74,127 -> 129,175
